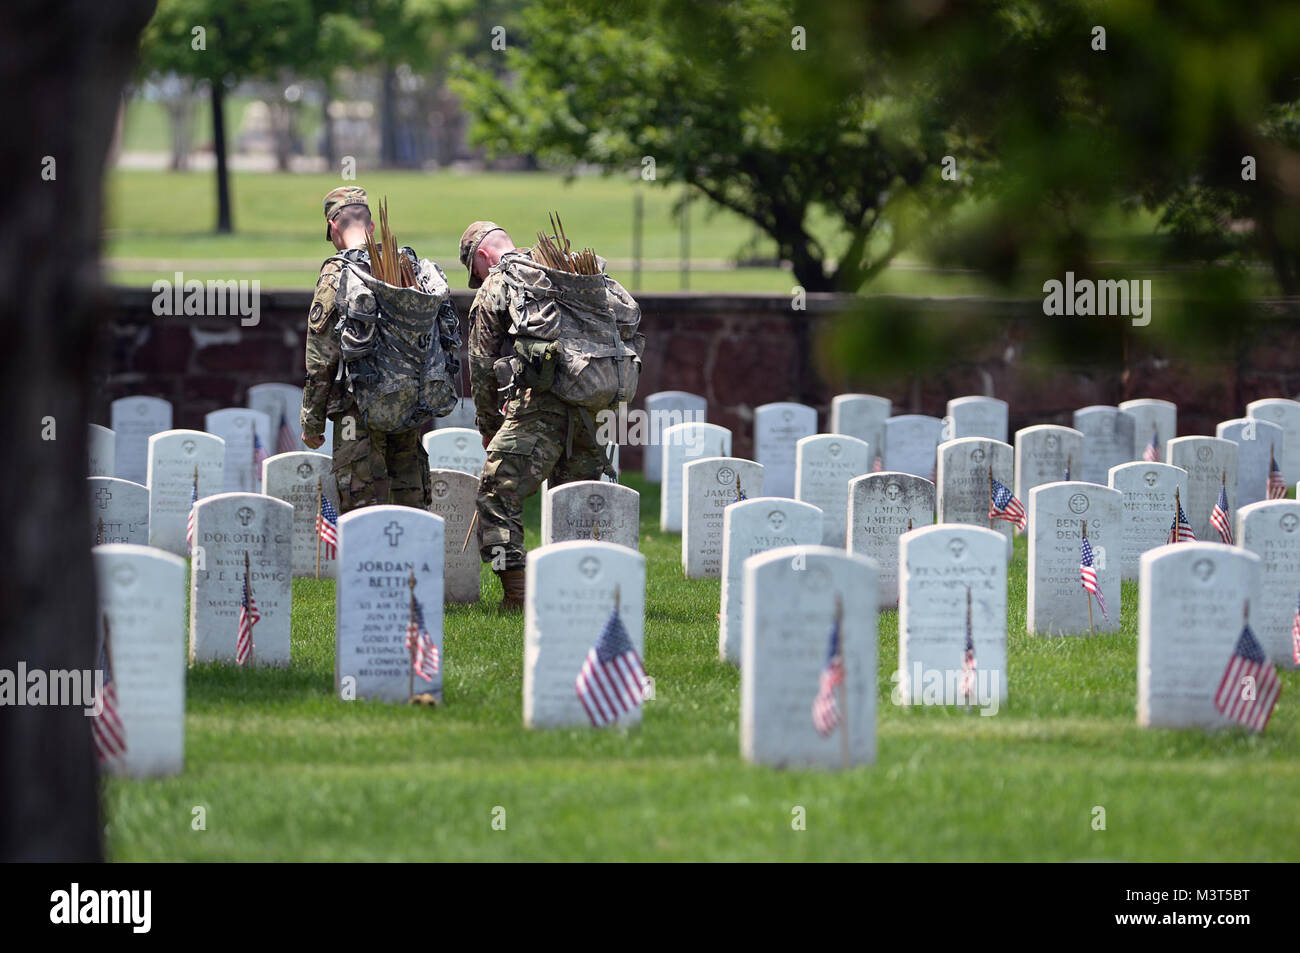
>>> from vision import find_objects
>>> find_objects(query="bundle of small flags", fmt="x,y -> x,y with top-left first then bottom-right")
812,612 -> 844,737
317,493 -> 339,560
575,602 -> 646,727
1210,483 -> 1233,544
1167,501 -> 1195,543
236,567 -> 259,666
1142,429 -> 1160,463
988,476 -> 1027,532
1080,533 -> 1109,623
185,473 -> 198,553
1213,620 -> 1281,733
277,407 -> 297,455
406,593 -> 439,682
1268,446 -> 1287,500
91,620 -> 126,764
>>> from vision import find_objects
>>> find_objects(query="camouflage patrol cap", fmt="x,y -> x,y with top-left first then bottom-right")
323,186 -> 369,240
459,220 -> 505,289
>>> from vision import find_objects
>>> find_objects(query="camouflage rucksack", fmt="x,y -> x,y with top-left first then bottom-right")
328,246 -> 457,432
495,251 -> 644,412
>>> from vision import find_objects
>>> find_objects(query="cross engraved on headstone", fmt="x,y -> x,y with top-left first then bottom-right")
95,487 -> 112,508
384,521 -> 404,547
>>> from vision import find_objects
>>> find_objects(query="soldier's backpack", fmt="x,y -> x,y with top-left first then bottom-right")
495,250 -> 645,412
327,246 -> 458,433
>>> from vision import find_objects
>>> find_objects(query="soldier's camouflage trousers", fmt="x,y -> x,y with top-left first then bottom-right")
477,390 -> 614,569
331,404 -> 431,513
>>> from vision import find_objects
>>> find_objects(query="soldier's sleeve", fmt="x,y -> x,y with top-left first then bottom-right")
436,296 -> 462,381
301,260 -> 343,439
468,282 -> 510,439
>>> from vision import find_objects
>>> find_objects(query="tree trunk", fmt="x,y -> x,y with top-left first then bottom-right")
212,79 -> 233,233
381,66 -> 399,167
0,0 -> 156,862
320,83 -> 336,171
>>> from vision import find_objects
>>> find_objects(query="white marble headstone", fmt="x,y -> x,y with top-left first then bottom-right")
719,498 -> 823,664
336,506 -> 445,702
741,546 -> 877,769
1107,462 -> 1190,581
883,415 -> 943,479
1247,398 -> 1300,487
642,391 -> 707,482
88,477 -> 149,546
682,457 -> 764,578
847,472 -> 936,608
189,493 -> 293,666
1237,499 -> 1300,669
1216,417 -> 1285,510
205,407 -> 272,493
660,422 -> 731,532
1014,424 -> 1084,500
146,429 -> 224,556
946,396 -> 1008,443
1119,398 -> 1176,461
542,480 -> 639,551
262,451 -> 339,578
524,541 -> 646,729
1072,406 -> 1136,485
1139,543 -> 1261,728
88,424 -> 115,478
795,434 -> 871,546
754,402 -> 817,498
830,394 -> 890,466
247,382 -> 315,454
434,396 -> 478,431
898,525 -> 1008,706
1027,482 -> 1122,635
428,469 -> 480,603
423,427 -> 487,477
936,437 -> 1015,554
1167,437 -> 1238,544
111,396 -> 173,486
93,544 -> 187,777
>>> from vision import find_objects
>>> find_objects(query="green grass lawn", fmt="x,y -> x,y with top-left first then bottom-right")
104,473 -> 1300,861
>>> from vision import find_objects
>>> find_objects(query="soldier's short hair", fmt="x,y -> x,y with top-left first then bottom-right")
332,204 -> 372,231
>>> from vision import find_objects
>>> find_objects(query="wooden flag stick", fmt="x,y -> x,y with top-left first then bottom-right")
614,583 -> 621,615
461,510 -> 479,555
1082,520 -> 1094,638
1173,486 -> 1181,543
907,518 -> 913,532
315,478 -> 323,580
835,593 -> 849,770
408,571 -> 417,700
987,465 -> 994,530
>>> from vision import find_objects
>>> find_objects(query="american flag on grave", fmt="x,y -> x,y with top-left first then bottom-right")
958,588 -> 977,704
1268,446 -> 1287,500
1291,591 -> 1300,666
1143,429 -> 1160,463
276,406 -> 297,455
252,430 -> 270,489
1210,483 -> 1234,544
812,611 -> 844,737
405,593 -> 439,682
1167,500 -> 1196,543
1213,621 -> 1281,733
185,471 -> 198,553
317,493 -> 339,560
1080,533 -> 1110,623
236,563 -> 259,666
91,616 -> 127,764
575,604 -> 646,727
988,476 -> 1027,532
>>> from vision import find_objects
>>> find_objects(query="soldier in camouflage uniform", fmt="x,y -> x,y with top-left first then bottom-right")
302,187 -> 462,513
461,221 -> 614,611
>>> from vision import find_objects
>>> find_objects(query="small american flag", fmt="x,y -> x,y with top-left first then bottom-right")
1268,447 -> 1287,500
1210,483 -> 1233,544
958,587 -> 977,704
1143,429 -> 1160,463
1291,591 -> 1300,665
575,604 -> 646,726
185,472 -> 198,552
252,429 -> 269,490
277,406 -> 297,455
989,476 -> 1027,532
317,493 -> 339,560
406,593 -> 439,682
91,618 -> 127,764
1080,533 -> 1110,623
1064,458 -> 1072,481
1167,501 -> 1196,543
812,612 -> 844,737
735,476 -> 747,503
872,453 -> 883,473
236,565 -> 259,666
1213,621 -> 1281,733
